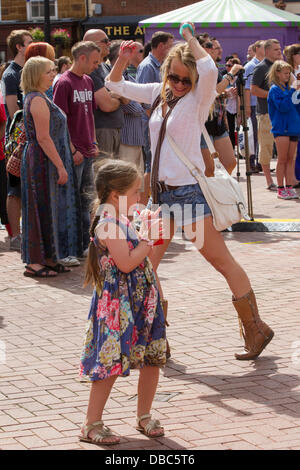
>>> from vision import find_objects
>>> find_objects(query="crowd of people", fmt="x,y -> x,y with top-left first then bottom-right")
1,24 -> 300,445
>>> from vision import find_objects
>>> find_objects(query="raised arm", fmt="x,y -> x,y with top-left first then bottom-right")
180,22 -> 207,60
105,42 -> 161,105
181,24 -> 217,108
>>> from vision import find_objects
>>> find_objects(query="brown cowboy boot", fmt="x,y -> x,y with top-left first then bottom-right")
232,289 -> 274,360
161,299 -> 171,359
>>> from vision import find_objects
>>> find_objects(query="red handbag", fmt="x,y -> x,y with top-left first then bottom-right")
6,144 -> 23,177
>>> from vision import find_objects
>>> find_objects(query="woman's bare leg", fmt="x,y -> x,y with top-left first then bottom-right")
187,216 -> 251,298
149,218 -> 176,299
214,136 -> 237,175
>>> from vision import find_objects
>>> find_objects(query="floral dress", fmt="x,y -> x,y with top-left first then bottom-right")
79,215 -> 166,382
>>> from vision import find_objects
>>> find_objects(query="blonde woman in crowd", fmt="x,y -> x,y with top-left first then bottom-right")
21,57 -> 80,277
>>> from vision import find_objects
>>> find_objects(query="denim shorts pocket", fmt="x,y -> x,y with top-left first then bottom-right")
171,185 -> 198,202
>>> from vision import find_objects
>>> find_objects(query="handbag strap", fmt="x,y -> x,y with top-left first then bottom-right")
202,127 -> 220,159
202,127 -> 215,155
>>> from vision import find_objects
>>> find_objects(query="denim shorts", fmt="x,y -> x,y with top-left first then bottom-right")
157,183 -> 211,228
273,134 -> 299,142
200,131 -> 229,149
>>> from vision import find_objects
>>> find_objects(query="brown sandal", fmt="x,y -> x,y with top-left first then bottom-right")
24,266 -> 57,278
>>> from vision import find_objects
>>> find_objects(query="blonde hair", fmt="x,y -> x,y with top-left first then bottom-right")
84,159 -> 140,288
20,56 -> 54,94
267,60 -> 293,90
160,42 -> 198,101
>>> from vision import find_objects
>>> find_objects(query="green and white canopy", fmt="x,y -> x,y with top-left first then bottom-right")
139,0 -> 300,28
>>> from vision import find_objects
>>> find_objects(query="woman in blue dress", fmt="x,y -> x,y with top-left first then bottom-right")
21,56 -> 81,277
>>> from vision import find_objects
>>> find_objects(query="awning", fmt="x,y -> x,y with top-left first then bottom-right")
139,0 -> 300,28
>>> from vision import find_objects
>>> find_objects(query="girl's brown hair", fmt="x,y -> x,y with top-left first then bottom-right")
84,159 -> 140,288
267,60 -> 293,90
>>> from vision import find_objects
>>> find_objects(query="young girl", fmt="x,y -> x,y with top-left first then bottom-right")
267,60 -> 300,200
79,159 -> 166,446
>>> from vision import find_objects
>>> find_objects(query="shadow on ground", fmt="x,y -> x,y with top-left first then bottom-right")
163,356 -> 300,421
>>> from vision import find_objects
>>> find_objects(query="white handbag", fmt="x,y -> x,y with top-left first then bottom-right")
167,128 -> 250,231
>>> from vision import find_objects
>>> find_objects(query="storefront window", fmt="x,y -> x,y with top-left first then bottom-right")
27,0 -> 57,20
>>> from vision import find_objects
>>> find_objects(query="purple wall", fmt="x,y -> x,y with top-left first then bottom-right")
144,26 -> 299,63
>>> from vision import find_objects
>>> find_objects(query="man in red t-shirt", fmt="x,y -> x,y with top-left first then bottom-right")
53,41 -> 100,255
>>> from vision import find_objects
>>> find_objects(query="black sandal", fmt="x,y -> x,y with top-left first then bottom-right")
24,266 -> 58,278
45,263 -> 71,273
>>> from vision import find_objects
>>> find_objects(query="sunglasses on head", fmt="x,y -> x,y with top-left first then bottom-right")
167,74 -> 192,87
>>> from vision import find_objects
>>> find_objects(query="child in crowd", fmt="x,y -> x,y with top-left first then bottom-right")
79,159 -> 166,446
267,60 -> 300,199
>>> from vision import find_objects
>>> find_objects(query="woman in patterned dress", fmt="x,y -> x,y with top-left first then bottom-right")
20,56 -> 80,277
79,159 -> 166,446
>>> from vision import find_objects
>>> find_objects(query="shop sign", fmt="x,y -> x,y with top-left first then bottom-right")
103,25 -> 144,38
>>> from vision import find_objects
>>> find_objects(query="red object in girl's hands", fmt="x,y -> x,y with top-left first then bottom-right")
136,207 -> 163,245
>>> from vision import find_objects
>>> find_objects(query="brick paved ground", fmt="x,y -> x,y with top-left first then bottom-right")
0,161 -> 300,450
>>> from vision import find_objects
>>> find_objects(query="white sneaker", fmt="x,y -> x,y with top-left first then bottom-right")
277,188 -> 291,200
59,256 -> 81,266
286,188 -> 299,199
9,234 -> 21,252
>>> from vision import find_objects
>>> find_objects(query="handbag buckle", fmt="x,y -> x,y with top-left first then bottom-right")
237,201 -> 246,213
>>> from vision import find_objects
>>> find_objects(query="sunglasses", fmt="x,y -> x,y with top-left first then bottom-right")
167,74 -> 192,87
225,64 -> 232,67
99,38 -> 110,44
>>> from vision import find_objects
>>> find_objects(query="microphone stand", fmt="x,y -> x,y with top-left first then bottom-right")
236,70 -> 254,220
235,91 -> 241,183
